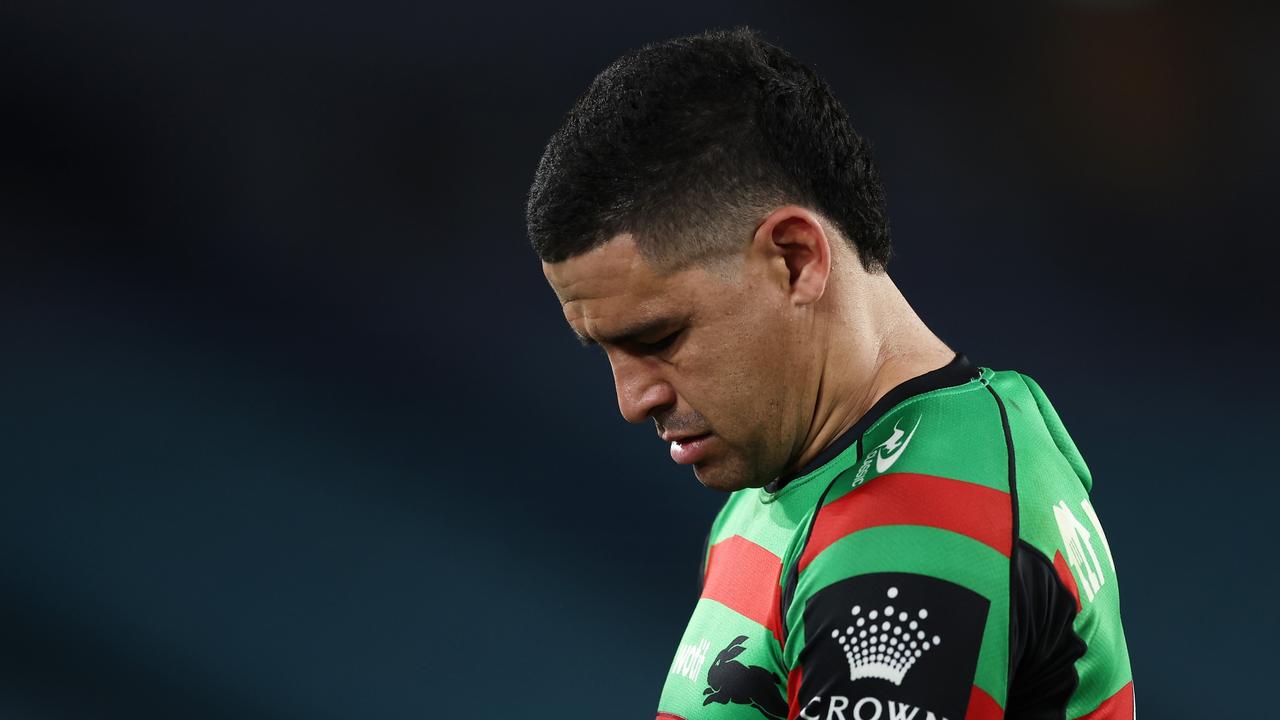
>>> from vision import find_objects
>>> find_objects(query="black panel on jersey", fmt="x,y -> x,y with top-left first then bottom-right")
1007,540 -> 1087,719
796,572 -> 989,720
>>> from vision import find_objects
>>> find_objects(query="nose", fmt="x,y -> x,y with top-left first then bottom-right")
610,354 -> 676,424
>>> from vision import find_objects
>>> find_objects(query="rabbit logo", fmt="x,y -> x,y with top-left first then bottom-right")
701,635 -> 787,720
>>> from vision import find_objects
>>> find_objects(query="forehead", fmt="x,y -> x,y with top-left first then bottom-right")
542,235 -> 690,330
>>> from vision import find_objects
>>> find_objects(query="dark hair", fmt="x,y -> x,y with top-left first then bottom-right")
525,26 -> 891,272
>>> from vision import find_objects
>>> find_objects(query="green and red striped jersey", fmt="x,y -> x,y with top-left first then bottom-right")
655,354 -> 1133,720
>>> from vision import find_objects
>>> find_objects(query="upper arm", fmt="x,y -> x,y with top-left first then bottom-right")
782,471 -> 1013,720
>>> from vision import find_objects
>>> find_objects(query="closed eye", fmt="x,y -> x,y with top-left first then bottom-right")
636,329 -> 682,352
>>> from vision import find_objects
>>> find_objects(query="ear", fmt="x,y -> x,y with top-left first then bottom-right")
720,644 -> 747,662
749,205 -> 832,306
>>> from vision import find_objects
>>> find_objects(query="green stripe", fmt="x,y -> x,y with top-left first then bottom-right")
825,378 -> 1010,499
712,479 -> 829,559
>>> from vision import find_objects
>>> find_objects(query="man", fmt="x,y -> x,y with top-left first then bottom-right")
526,27 -> 1133,720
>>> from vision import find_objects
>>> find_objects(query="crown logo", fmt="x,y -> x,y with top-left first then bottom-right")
830,586 -> 942,686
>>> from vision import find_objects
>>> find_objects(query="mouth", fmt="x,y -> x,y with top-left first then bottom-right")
669,432 -> 712,446
668,432 -> 714,465
661,430 -> 710,443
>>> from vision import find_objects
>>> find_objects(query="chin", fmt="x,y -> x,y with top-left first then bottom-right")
692,462 -> 755,493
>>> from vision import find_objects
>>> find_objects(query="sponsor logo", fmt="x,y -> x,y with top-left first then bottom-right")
669,637 -> 710,682
1053,498 -> 1116,604
853,416 -> 921,487
830,586 -> 941,686
874,417 -> 921,474
798,695 -> 951,720
800,573 -> 987,720
701,635 -> 787,720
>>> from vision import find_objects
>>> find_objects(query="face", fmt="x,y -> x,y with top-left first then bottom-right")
542,232 -> 825,491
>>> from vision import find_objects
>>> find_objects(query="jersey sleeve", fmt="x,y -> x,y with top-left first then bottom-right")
779,397 -> 1014,720
997,372 -> 1135,719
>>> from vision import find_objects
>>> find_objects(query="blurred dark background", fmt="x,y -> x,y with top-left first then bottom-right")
1,1 -> 1275,717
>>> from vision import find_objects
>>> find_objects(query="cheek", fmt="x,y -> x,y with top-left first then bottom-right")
687,296 -> 796,434
705,352 -> 787,444
733,335 -> 808,450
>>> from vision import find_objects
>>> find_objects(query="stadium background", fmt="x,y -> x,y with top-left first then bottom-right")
1,1 -> 1274,717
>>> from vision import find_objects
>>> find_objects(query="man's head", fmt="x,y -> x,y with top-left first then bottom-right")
527,27 -> 893,491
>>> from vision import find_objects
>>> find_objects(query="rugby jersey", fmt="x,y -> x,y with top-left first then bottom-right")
655,353 -> 1133,720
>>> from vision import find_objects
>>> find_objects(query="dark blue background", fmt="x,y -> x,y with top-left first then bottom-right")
1,2 -> 1274,717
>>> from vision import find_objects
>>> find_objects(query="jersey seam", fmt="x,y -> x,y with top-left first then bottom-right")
983,378 -> 1019,708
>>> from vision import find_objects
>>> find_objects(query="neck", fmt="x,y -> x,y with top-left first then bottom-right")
787,270 -> 954,475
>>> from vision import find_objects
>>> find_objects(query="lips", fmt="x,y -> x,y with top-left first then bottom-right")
661,431 -> 710,444
668,432 -> 714,465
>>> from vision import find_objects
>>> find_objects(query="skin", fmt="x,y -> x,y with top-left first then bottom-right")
542,205 -> 956,492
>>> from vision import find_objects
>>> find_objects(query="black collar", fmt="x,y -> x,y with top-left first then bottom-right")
762,352 -> 978,494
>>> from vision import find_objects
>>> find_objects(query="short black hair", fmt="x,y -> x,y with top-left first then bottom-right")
526,26 -> 891,272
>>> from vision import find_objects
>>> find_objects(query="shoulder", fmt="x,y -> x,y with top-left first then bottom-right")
778,375 -> 1019,714
849,372 -> 1011,494
784,387 -> 1016,602
983,369 -> 1097,559
796,373 -> 1016,573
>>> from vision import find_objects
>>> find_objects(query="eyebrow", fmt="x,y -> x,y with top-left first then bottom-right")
574,317 -> 675,348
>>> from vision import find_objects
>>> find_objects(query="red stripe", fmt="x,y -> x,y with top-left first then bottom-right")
1079,682 -> 1135,720
799,473 -> 1012,572
655,714 -> 686,720
1053,550 -> 1083,612
701,535 -> 784,642
966,685 -> 1004,720
785,665 -> 804,720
